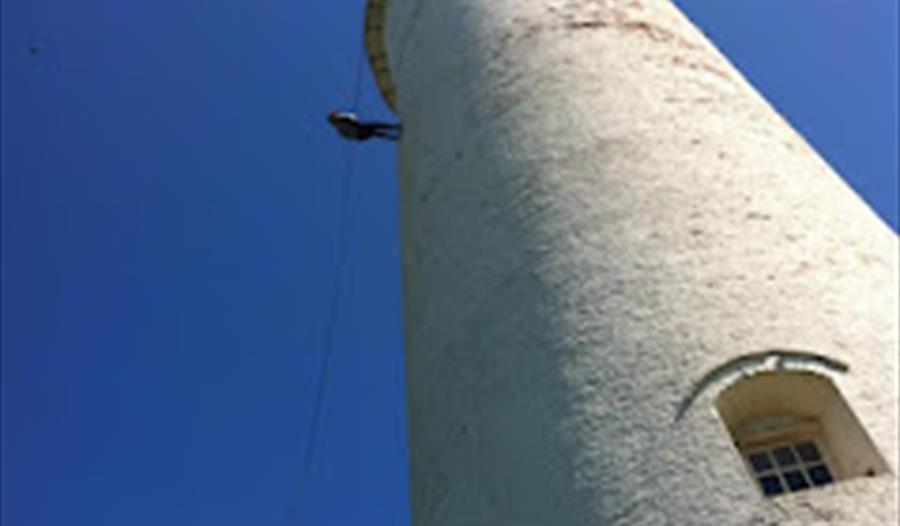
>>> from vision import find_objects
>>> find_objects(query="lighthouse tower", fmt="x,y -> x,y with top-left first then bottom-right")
364,1 -> 899,524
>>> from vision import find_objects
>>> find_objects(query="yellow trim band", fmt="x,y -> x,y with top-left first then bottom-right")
364,0 -> 397,112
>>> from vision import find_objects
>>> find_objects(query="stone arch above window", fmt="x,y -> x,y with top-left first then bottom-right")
716,371 -> 888,497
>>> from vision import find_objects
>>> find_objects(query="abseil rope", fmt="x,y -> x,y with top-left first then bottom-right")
289,36 -> 367,524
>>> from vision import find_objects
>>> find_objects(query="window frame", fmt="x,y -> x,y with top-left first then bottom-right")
740,434 -> 837,497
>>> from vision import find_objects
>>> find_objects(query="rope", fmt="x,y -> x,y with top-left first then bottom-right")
288,26 -> 368,525
287,141 -> 359,524
302,140 -> 358,479
349,38 -> 366,113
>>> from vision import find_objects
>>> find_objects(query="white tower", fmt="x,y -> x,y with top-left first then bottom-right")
364,1 -> 899,524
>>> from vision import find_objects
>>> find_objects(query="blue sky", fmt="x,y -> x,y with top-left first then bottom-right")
1,1 -> 896,525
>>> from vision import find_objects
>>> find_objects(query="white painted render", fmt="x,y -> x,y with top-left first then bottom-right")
367,1 -> 899,524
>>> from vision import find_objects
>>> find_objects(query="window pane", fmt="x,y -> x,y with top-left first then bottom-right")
783,470 -> 810,492
795,441 -> 821,463
807,464 -> 834,486
748,452 -> 773,473
759,475 -> 784,496
773,446 -> 798,467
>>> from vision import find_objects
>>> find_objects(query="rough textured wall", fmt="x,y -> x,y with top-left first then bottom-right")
378,0 -> 899,524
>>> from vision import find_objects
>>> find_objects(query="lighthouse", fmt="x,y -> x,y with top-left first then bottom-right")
363,1 -> 899,524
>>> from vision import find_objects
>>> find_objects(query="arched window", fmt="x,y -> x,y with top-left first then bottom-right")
716,371 -> 887,497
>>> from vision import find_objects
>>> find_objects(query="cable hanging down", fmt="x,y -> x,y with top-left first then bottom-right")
287,35 -> 368,525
